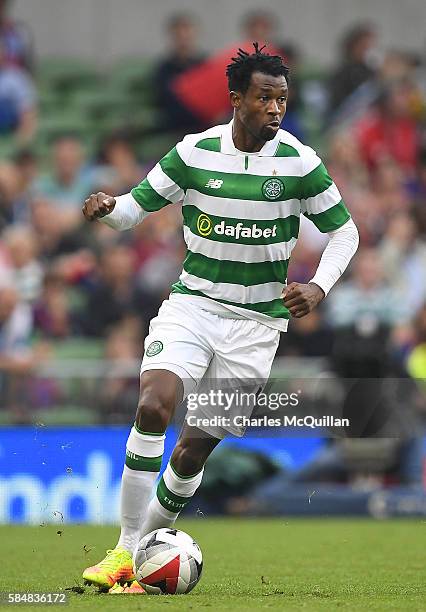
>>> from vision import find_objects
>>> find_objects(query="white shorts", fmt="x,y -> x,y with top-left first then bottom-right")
141,294 -> 280,438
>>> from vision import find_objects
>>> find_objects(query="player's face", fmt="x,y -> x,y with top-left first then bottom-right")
236,72 -> 288,142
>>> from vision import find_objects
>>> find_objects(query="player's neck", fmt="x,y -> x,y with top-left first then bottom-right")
232,116 -> 266,153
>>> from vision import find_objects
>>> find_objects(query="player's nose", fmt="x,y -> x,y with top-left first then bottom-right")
267,100 -> 280,116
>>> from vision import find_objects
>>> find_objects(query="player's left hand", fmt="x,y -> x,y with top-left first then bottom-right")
282,282 -> 325,318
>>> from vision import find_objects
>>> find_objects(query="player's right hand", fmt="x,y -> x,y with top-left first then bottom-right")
82,192 -> 116,221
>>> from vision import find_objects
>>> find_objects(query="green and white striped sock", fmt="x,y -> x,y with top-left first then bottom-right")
140,462 -> 204,537
117,424 -> 165,554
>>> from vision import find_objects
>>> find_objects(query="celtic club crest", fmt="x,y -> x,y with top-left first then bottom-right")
145,341 -> 163,357
262,178 -> 285,200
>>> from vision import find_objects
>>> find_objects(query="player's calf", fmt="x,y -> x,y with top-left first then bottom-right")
140,460 -> 204,537
140,426 -> 221,536
171,430 -> 220,475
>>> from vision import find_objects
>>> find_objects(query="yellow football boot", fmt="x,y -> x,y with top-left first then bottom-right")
109,580 -> 146,594
82,547 -> 135,590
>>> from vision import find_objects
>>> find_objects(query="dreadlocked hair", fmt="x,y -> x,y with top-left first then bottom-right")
226,42 -> 289,93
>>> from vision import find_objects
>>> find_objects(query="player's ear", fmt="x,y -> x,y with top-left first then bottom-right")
230,91 -> 241,109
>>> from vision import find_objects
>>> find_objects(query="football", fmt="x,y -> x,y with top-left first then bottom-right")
133,528 -> 203,594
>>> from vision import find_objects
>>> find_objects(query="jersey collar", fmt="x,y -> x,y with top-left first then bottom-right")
221,120 -> 281,157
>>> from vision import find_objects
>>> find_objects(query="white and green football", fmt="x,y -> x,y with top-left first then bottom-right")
133,528 -> 203,594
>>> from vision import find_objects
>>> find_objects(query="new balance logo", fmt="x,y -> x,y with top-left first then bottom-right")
205,178 -> 223,189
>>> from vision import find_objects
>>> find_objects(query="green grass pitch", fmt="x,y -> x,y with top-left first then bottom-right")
1,519 -> 424,611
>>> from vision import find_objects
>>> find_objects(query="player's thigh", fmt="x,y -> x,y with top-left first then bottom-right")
215,319 -> 280,380
141,297 -> 214,400
189,320 -> 280,438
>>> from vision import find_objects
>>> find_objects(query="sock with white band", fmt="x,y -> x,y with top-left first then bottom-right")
140,462 -> 204,537
116,425 -> 165,554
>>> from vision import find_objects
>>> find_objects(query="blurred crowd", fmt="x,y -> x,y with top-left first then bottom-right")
0,4 -> 425,433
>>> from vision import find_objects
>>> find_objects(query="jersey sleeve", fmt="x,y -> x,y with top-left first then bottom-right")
300,146 -> 350,233
131,142 -> 188,212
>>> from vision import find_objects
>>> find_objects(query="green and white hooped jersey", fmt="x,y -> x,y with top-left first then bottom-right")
131,121 -> 350,331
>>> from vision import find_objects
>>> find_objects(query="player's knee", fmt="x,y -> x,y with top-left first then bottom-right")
171,441 -> 205,476
135,393 -> 171,433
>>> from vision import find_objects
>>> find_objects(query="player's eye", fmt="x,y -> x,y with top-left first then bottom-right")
278,97 -> 287,104
260,96 -> 269,102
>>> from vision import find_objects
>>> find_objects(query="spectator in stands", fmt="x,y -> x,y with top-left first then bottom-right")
380,49 -> 419,84
371,158 -> 410,215
155,13 -> 206,133
98,321 -> 141,423
33,270 -> 76,339
0,161 -> 20,228
277,43 -> 305,140
0,154 -> 36,227
355,80 -> 419,174
341,158 -> 410,247
406,304 -> 426,408
379,213 -> 426,314
325,131 -> 380,243
276,308 -> 334,357
9,149 -> 37,223
30,198 -> 91,266
93,130 -> 148,196
82,245 -> 150,338
0,0 -> 33,72
0,280 -> 50,422
406,147 -> 426,202
326,131 -> 369,196
2,224 -> 43,303
241,10 -> 277,46
28,195 -> 96,300
34,134 -> 94,220
134,207 -> 185,304
410,150 -> 426,241
0,38 -> 36,142
0,152 -> 38,228
327,248 -> 409,328
327,249 -> 415,437
329,22 -> 379,112
0,281 -> 33,373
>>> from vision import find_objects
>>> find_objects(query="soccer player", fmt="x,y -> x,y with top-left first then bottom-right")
82,43 -> 359,592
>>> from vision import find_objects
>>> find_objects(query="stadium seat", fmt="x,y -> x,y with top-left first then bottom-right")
0,136 -> 17,160
70,90 -> 128,120
108,57 -> 155,105
136,131 -> 183,162
38,90 -> 62,114
35,113 -> 95,159
50,338 -> 104,361
35,405 -> 97,425
37,58 -> 102,93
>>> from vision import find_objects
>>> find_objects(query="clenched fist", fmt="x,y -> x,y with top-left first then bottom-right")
82,192 -> 116,221
282,282 -> 325,318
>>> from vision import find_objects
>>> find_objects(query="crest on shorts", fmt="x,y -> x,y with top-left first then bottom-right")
145,340 -> 163,357
262,178 -> 284,200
